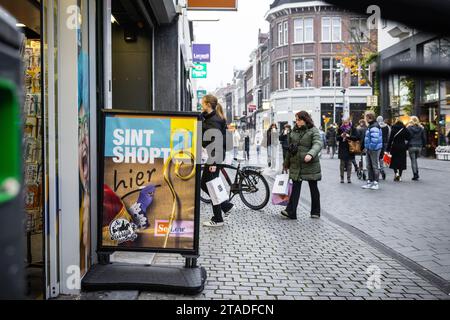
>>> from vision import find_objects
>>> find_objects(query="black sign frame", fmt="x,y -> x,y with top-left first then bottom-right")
97,109 -> 202,257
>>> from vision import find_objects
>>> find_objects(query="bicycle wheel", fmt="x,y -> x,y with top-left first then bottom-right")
238,170 -> 270,210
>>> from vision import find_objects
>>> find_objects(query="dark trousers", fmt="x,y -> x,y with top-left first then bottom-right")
340,160 -> 352,180
286,180 -> 321,218
201,166 -> 233,223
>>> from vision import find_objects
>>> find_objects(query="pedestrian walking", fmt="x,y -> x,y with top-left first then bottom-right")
377,116 -> 391,181
244,131 -> 250,162
319,127 -> 327,157
387,119 -> 411,182
279,124 -> 292,162
447,130 -> 450,145
362,111 -> 383,190
267,124 -> 278,168
326,125 -> 337,159
281,111 -> 323,220
337,118 -> 360,184
407,116 -> 427,181
255,130 -> 263,160
232,129 -> 241,160
200,95 -> 234,228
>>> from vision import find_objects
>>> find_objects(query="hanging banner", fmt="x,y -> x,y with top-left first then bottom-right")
192,63 -> 208,79
192,44 -> 211,63
187,0 -> 237,11
99,111 -> 202,255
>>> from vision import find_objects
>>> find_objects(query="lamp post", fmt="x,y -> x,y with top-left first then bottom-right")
333,63 -> 345,124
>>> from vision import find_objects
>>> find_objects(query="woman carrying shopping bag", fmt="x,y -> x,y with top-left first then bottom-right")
281,111 -> 323,220
200,94 -> 234,228
387,119 -> 411,182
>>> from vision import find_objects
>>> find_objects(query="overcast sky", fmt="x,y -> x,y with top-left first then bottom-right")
188,0 -> 274,92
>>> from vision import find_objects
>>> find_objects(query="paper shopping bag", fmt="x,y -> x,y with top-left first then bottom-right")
206,177 -> 228,206
272,174 -> 290,195
383,152 -> 392,167
272,182 -> 293,206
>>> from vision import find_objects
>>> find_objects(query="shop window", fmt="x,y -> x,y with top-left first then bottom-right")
294,18 -> 314,43
322,58 -> 342,87
322,17 -> 341,42
350,65 -> 370,87
350,18 -> 369,42
294,58 -> 314,88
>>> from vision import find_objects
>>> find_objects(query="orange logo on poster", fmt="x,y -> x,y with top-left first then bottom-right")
156,221 -> 171,236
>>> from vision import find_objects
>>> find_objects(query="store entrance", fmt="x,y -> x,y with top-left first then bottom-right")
0,0 -> 45,299
420,102 -> 441,157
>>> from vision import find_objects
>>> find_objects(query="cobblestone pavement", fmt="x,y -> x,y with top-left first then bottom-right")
73,148 -> 450,301
139,193 -> 449,300
308,156 -> 450,282
241,147 -> 450,282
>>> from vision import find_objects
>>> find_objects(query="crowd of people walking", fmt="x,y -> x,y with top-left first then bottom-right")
200,93 -> 430,227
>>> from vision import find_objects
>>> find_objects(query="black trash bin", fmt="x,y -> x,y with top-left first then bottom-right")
0,6 -> 25,300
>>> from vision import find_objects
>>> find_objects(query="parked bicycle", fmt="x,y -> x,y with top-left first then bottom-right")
200,159 -> 270,210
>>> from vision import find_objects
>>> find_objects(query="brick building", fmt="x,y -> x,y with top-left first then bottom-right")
266,0 -> 377,129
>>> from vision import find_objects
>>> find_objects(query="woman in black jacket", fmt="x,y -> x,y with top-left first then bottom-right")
337,119 -> 360,184
387,119 -> 411,182
201,94 -> 234,227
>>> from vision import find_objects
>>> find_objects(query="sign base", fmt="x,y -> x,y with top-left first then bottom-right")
82,263 -> 207,295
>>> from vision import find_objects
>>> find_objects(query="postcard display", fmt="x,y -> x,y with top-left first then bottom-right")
22,40 -> 43,235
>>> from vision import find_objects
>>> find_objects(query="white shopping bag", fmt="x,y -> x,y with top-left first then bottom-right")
272,174 -> 290,196
206,177 -> 229,206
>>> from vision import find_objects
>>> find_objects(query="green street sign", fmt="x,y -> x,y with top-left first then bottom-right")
192,63 -> 207,79
197,90 -> 207,100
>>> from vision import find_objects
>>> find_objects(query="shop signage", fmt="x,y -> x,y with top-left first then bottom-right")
367,95 -> 378,107
99,111 -> 201,255
192,44 -> 211,63
192,63 -> 207,79
248,105 -> 257,113
187,0 -> 238,11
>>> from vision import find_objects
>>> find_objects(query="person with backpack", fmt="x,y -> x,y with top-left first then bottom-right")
362,111 -> 383,190
407,116 -> 427,181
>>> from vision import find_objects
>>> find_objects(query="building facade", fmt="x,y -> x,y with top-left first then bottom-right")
0,0 -> 195,299
266,0 -> 376,129
379,21 -> 450,155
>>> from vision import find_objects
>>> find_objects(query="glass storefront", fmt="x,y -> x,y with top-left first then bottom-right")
420,38 -> 450,153
0,0 -> 45,299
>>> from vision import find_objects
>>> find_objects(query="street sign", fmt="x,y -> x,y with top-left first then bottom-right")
192,63 -> 207,79
367,95 -> 379,107
187,0 -> 237,11
197,90 -> 207,100
192,44 -> 211,63
196,90 -> 207,112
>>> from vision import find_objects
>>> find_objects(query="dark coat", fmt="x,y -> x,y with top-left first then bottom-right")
326,127 -> 337,147
202,110 -> 227,163
279,130 -> 291,150
337,125 -> 360,161
387,124 -> 411,171
407,125 -> 427,148
284,125 -> 323,181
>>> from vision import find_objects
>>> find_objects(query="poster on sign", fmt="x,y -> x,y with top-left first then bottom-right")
99,110 -> 202,255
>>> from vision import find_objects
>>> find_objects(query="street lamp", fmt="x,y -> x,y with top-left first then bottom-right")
334,63 -> 345,124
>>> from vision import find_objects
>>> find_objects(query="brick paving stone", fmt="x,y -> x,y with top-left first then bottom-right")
134,153 -> 449,301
